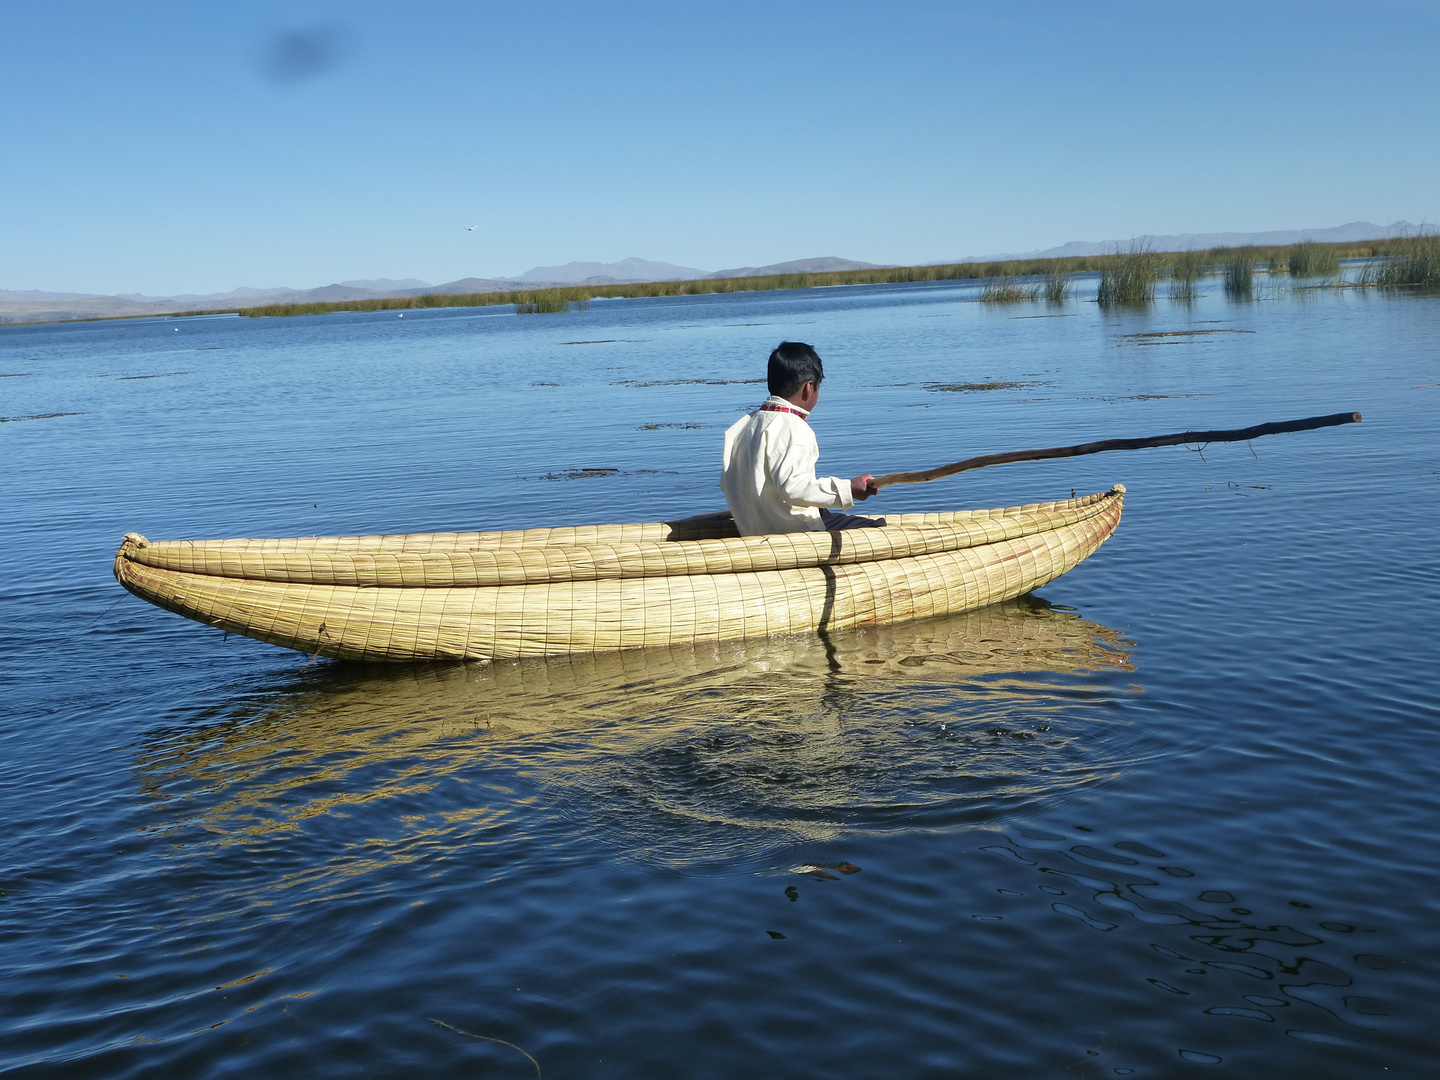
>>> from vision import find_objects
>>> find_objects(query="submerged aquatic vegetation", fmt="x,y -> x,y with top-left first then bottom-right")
924,380 -> 1031,393
1097,244 -> 1161,306
982,277 -> 1041,303
1288,242 -> 1341,279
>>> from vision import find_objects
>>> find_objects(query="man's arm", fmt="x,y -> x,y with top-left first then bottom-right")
769,426 -> 857,509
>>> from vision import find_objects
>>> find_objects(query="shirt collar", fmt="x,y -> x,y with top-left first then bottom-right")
762,394 -> 810,418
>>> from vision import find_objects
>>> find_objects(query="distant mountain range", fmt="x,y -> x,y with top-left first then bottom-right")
946,221 -> 1418,263
0,224 -> 1419,323
709,257 -> 887,279
514,256 -> 887,284
0,257 -> 891,322
516,257 -> 708,284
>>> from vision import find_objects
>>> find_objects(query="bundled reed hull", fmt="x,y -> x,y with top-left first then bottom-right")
114,486 -> 1124,662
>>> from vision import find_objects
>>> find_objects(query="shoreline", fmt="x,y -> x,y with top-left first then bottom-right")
1,238 -> 1425,328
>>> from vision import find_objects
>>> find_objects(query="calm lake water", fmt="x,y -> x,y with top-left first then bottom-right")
2,275 -> 1438,1077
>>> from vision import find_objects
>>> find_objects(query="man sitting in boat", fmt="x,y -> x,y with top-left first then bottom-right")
720,340 -> 884,536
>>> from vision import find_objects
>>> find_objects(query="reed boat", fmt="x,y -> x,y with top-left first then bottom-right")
113,485 -> 1124,663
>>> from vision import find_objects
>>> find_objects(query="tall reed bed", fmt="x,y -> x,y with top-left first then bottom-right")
1221,248 -> 1257,297
1043,269 -> 1072,302
1097,245 -> 1160,305
516,296 -> 586,314
1371,232 -> 1440,287
982,277 -> 1040,303
1167,251 -> 1206,301
1288,242 -> 1341,279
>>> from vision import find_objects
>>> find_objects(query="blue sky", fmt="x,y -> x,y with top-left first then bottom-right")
4,1 -> 1437,295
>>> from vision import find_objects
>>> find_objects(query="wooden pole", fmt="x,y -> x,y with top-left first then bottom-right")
869,411 -> 1361,492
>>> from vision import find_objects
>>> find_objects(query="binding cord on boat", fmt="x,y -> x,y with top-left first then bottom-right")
301,622 -> 331,670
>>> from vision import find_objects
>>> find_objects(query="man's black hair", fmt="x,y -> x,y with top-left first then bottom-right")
767,341 -> 824,398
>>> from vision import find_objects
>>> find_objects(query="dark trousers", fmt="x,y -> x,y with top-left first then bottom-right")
821,508 -> 887,531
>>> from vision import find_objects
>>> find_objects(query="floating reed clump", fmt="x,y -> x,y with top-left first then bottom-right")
1372,232 -> 1440,287
1097,245 -> 1160,305
1167,251 -> 1205,301
1043,269 -> 1071,303
1221,248 -> 1256,297
982,277 -> 1041,303
516,295 -> 585,314
1288,241 -> 1341,279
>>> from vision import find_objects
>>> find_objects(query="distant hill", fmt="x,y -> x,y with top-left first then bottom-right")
710,257 -> 888,278
0,295 -> 189,322
948,221 -> 1418,263
0,288 -> 107,302
514,255 -> 890,284
401,277 -> 529,296
517,257 -> 708,284
338,277 -> 431,291
110,285 -> 302,303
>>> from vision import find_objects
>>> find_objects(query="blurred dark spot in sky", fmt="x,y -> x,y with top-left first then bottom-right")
258,24 -> 354,84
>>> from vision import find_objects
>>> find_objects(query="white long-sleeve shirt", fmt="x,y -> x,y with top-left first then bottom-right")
719,395 -> 853,536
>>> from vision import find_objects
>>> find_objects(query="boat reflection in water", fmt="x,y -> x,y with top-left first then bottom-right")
137,597 -> 1138,871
